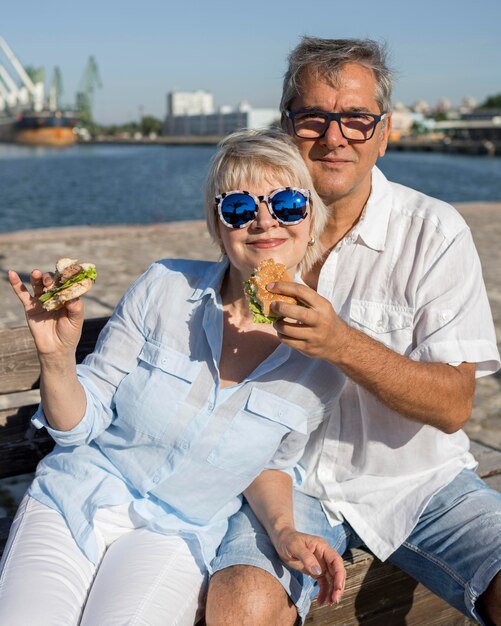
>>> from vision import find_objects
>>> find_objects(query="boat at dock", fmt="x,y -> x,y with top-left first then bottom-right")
0,112 -> 15,142
14,110 -> 77,146
1,36 -> 78,147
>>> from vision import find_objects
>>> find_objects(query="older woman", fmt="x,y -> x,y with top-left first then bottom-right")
1,129 -> 345,625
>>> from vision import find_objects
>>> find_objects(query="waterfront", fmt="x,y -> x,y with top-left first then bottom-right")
0,144 -> 501,233
0,147 -> 500,515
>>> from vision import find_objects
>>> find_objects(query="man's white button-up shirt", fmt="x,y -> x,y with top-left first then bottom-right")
298,166 -> 501,560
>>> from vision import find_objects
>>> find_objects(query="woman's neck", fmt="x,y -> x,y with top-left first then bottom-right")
219,266 -> 280,388
220,267 -> 254,324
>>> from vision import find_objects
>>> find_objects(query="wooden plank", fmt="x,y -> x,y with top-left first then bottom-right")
0,404 -> 54,479
0,389 -> 40,411
0,327 -> 39,394
305,548 -> 471,625
0,317 -> 108,395
471,440 -> 501,478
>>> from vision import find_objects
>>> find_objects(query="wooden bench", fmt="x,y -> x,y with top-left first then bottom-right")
1,318 -> 499,625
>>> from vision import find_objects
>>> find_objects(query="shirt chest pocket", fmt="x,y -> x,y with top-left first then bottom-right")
349,299 -> 414,354
114,341 -> 201,440
207,388 -> 308,478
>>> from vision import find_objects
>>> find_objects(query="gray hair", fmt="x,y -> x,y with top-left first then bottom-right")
280,37 -> 393,116
204,128 -> 328,271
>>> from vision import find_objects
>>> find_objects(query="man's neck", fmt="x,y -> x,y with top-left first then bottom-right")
303,188 -> 371,290
322,182 -> 370,247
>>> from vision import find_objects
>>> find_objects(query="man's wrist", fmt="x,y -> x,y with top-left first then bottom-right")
327,316 -> 354,367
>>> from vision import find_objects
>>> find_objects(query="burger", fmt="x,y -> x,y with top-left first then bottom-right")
39,257 -> 97,311
244,258 -> 298,324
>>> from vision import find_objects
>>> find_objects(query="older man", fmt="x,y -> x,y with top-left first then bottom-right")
205,37 -> 501,626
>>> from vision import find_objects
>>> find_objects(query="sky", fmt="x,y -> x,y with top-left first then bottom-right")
1,0 -> 500,125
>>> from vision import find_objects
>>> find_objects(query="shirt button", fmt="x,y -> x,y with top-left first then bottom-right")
207,401 -> 214,411
180,441 -> 189,450
152,474 -> 160,484
277,409 -> 285,418
376,319 -> 384,329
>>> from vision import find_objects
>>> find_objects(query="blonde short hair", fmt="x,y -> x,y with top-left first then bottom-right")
204,128 -> 328,271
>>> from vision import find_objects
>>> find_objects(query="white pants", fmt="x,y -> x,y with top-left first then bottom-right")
0,495 -> 207,626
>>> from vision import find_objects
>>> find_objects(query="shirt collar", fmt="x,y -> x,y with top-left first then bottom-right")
189,256 -> 229,302
355,166 -> 393,252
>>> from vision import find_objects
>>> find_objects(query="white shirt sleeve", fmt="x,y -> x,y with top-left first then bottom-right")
410,227 -> 500,376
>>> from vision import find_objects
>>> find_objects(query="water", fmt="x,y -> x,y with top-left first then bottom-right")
0,143 -> 500,233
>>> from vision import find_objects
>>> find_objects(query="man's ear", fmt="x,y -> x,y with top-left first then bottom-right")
378,114 -> 392,157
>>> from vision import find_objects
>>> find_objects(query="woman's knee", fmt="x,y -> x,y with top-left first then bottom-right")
205,565 -> 297,626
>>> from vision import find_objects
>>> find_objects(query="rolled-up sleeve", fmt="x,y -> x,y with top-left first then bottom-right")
410,227 -> 500,376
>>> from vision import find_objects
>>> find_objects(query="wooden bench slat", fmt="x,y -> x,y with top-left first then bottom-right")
0,404 -> 54,478
0,317 -> 108,394
0,327 -> 40,394
306,548 -> 471,624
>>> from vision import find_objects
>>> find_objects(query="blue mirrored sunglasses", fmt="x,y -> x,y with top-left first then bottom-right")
215,187 -> 310,229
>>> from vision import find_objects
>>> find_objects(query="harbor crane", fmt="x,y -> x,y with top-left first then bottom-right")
0,36 -> 44,111
76,56 -> 102,124
48,66 -> 63,111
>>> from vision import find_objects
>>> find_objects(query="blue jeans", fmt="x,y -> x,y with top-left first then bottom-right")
211,469 -> 501,624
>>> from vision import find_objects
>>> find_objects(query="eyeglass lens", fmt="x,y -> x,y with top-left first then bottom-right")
269,189 -> 308,223
220,190 -> 307,227
293,112 -> 379,141
220,193 -> 257,228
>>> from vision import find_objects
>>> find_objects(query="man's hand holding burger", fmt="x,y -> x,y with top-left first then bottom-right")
266,280 -> 352,365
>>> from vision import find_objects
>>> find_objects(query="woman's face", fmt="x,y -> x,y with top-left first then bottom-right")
218,176 -> 312,283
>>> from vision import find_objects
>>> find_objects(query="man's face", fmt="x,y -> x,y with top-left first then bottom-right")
287,63 -> 391,208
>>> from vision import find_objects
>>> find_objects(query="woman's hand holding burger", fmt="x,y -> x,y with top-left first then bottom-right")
8,258 -> 96,358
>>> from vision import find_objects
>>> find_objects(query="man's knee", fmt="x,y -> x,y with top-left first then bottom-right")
205,565 -> 297,626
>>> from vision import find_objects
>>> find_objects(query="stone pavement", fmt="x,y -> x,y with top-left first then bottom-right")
1,204 -> 500,452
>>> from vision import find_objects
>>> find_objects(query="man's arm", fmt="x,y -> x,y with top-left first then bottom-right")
244,469 -> 345,606
269,284 -> 476,434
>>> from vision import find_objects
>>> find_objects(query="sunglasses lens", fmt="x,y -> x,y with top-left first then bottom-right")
220,193 -> 257,227
270,190 -> 308,223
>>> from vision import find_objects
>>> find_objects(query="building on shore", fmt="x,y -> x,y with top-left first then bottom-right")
163,90 -> 279,136
433,110 -> 501,142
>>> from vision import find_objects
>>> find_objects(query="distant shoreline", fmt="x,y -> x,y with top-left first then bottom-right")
1,202 -> 501,241
73,136 -> 501,156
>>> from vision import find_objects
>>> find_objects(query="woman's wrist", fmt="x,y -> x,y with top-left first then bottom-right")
38,352 -> 77,375
269,521 -> 296,548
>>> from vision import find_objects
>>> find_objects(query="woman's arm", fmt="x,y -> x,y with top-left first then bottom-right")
9,269 -> 87,430
244,470 -> 345,606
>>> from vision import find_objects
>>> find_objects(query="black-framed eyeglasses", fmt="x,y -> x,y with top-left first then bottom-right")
285,109 -> 387,142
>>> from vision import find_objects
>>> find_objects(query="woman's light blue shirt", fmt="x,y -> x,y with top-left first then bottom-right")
30,259 -> 344,566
